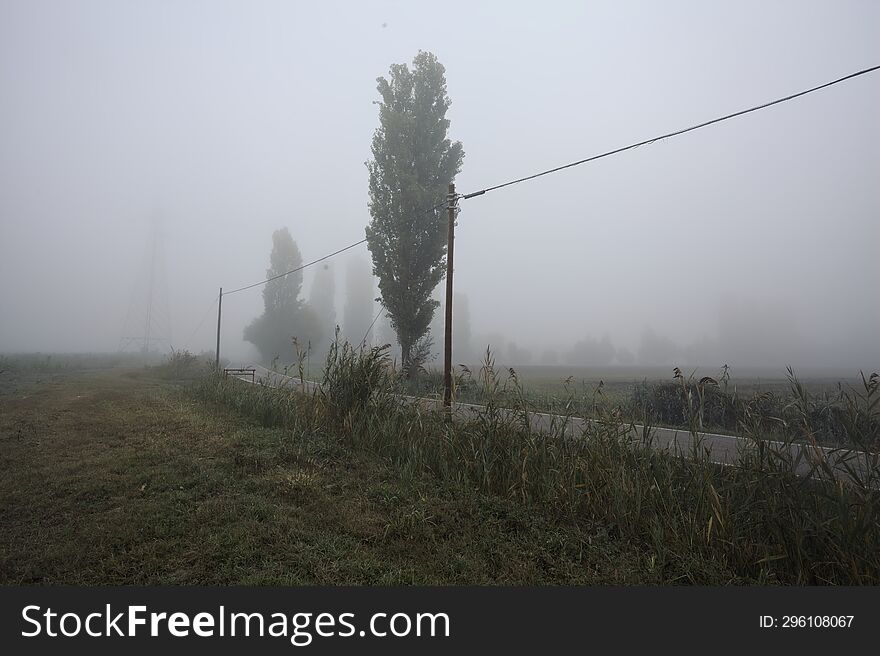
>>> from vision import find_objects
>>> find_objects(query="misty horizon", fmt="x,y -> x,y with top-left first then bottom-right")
1,0 -> 878,373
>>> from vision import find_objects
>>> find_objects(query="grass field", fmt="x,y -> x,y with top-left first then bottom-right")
2,349 -> 878,585
0,364 -> 650,585
460,363 -> 857,397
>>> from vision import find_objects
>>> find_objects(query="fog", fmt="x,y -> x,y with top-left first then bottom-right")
1,0 -> 878,372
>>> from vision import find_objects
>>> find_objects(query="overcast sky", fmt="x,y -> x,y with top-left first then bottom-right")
1,0 -> 877,370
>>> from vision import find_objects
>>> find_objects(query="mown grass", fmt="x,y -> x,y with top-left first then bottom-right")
0,364 -> 650,585
194,341 -> 880,584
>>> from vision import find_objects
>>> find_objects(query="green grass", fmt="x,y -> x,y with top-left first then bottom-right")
0,364 -> 650,585
195,341 -> 880,584
3,347 -> 877,585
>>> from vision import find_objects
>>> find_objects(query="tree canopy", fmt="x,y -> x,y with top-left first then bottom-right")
262,227 -> 303,313
243,228 -> 321,363
365,50 -> 464,373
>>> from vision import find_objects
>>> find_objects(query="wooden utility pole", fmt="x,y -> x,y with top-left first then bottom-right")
443,183 -> 456,409
215,287 -> 223,369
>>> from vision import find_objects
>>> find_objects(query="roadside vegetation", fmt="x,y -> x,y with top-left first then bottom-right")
401,360 -> 879,450
194,341 -> 880,584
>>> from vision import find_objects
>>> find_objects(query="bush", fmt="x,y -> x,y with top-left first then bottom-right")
152,348 -> 209,380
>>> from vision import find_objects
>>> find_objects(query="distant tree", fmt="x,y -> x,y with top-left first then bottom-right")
342,255 -> 375,346
569,335 -> 616,367
243,228 -> 321,363
365,50 -> 465,376
262,227 -> 303,313
309,263 -> 336,345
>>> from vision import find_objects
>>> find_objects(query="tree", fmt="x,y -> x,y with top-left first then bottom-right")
263,228 -> 303,313
376,311 -> 400,361
243,228 -> 321,363
365,50 -> 464,375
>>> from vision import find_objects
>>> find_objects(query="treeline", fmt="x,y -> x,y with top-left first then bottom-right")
441,327 -> 834,369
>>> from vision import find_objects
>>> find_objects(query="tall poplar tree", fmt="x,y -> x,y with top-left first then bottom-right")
365,51 -> 464,374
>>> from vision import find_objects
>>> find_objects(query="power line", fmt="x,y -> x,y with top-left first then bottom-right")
224,239 -> 367,296
361,304 -> 385,346
214,64 -> 880,305
223,199 -> 452,296
461,64 -> 880,200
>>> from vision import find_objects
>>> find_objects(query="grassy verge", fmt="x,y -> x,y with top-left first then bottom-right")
192,341 -> 880,584
0,366 -> 651,584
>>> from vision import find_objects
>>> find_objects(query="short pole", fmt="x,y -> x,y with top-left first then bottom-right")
215,287 -> 223,369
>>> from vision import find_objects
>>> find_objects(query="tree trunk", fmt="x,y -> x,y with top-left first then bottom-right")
400,337 -> 413,378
